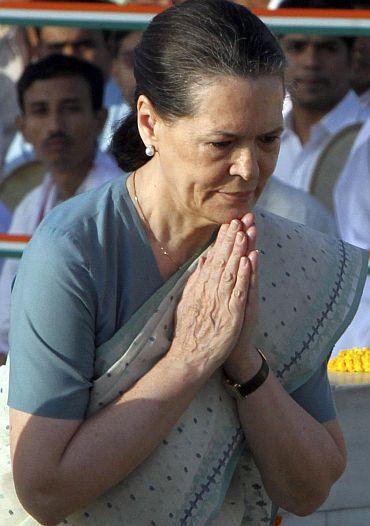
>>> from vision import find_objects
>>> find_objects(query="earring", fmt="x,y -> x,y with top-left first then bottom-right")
145,145 -> 155,157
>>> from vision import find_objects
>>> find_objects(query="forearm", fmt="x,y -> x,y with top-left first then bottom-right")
234,363 -> 345,515
13,351 -> 211,524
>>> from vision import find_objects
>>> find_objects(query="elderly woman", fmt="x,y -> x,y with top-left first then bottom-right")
0,1 -> 367,525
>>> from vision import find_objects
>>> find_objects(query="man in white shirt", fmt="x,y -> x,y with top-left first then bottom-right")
272,0 -> 368,192
331,119 -> 370,353
0,54 -> 123,364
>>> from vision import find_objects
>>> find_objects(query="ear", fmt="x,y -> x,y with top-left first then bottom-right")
137,95 -> 160,151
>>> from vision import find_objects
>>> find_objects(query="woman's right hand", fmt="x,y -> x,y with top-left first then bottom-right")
171,216 -> 254,376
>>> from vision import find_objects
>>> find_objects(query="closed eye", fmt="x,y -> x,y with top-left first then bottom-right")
209,141 -> 233,149
259,135 -> 280,145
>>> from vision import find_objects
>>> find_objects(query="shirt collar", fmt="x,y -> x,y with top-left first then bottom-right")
282,89 -> 363,139
319,90 -> 362,134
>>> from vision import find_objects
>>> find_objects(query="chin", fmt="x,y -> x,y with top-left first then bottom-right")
209,205 -> 254,225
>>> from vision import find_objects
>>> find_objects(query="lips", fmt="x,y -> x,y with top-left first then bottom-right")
43,135 -> 72,150
297,77 -> 329,87
218,190 -> 256,202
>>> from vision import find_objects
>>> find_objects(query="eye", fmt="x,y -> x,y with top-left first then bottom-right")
320,43 -> 340,53
285,41 -> 306,54
209,141 -> 232,149
28,106 -> 48,116
259,135 -> 280,146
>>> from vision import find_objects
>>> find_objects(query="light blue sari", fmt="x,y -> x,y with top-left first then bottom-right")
0,209 -> 367,525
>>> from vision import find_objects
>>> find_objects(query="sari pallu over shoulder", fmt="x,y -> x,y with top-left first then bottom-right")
0,209 -> 367,526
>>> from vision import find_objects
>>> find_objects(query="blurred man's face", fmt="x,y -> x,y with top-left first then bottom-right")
38,27 -> 111,79
18,76 -> 106,171
112,31 -> 143,108
351,36 -> 370,95
281,35 -> 351,113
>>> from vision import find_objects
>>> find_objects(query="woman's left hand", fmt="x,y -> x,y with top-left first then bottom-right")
223,213 -> 261,382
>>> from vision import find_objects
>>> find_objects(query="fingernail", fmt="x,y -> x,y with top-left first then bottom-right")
231,219 -> 239,231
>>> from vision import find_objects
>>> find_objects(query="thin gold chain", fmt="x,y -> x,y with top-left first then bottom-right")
132,171 -> 181,270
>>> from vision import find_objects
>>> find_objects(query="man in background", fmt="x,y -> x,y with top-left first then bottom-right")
4,26 -> 129,174
272,0 -> 367,193
0,54 -> 123,365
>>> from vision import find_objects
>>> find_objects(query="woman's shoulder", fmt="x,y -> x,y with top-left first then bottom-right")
34,176 -> 132,247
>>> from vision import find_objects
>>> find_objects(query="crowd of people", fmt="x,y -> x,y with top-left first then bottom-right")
0,0 -> 368,524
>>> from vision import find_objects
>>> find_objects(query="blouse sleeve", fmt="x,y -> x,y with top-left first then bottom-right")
290,360 -> 336,423
8,225 -> 97,420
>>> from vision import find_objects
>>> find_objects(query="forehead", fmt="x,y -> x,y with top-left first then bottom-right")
188,76 -> 284,132
24,76 -> 91,104
118,31 -> 143,52
282,34 -> 346,47
40,27 -> 104,45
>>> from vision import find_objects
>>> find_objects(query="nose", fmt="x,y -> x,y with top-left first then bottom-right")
46,109 -> 65,133
62,42 -> 77,57
301,44 -> 320,69
229,145 -> 258,183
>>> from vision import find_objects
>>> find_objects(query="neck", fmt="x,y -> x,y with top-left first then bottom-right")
49,155 -> 94,200
291,105 -> 327,145
129,167 -> 217,269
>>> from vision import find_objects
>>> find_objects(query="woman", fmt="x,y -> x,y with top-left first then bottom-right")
0,1 -> 367,525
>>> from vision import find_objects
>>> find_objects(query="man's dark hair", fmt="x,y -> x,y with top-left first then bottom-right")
111,0 -> 286,172
278,0 -> 353,7
17,53 -> 104,112
278,0 -> 355,50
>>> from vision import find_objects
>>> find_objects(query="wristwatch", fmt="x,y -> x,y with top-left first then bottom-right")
223,348 -> 269,400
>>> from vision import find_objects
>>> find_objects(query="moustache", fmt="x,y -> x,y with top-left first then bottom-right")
43,133 -> 71,147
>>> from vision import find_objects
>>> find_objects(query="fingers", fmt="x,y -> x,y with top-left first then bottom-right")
228,255 -> 251,313
240,212 -> 254,232
218,230 -> 248,296
205,219 -> 244,282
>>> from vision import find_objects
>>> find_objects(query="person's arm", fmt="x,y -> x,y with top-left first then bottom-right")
224,225 -> 346,516
226,349 -> 345,516
10,216 -> 254,525
10,351 -> 213,525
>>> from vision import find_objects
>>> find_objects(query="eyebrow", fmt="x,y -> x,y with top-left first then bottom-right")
201,126 -> 284,138
283,37 -> 340,45
26,97 -> 83,107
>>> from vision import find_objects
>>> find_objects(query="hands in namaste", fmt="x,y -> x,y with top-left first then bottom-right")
172,212 -> 259,377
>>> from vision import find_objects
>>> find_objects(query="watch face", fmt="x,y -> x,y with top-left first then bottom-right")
223,378 -> 245,401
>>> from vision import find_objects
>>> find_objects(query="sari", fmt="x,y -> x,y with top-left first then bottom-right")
0,209 -> 367,525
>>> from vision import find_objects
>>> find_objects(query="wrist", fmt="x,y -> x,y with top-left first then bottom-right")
224,345 -> 262,384
223,348 -> 269,400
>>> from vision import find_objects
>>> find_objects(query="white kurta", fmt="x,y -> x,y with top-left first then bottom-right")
258,177 -> 337,236
0,150 -> 124,356
273,90 -> 367,191
332,118 -> 370,354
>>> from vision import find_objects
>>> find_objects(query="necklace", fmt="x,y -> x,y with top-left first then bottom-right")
132,171 -> 181,270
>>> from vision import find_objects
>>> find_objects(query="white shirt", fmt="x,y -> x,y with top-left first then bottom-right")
0,200 -> 12,274
0,150 -> 123,356
273,90 -> 367,191
258,177 -> 337,236
332,120 -> 370,354
0,200 -> 11,233
335,117 -> 370,249
360,88 -> 370,107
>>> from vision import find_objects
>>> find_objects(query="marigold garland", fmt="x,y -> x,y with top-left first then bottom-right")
328,348 -> 370,373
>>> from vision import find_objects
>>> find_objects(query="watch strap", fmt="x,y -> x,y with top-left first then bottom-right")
224,348 -> 269,399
